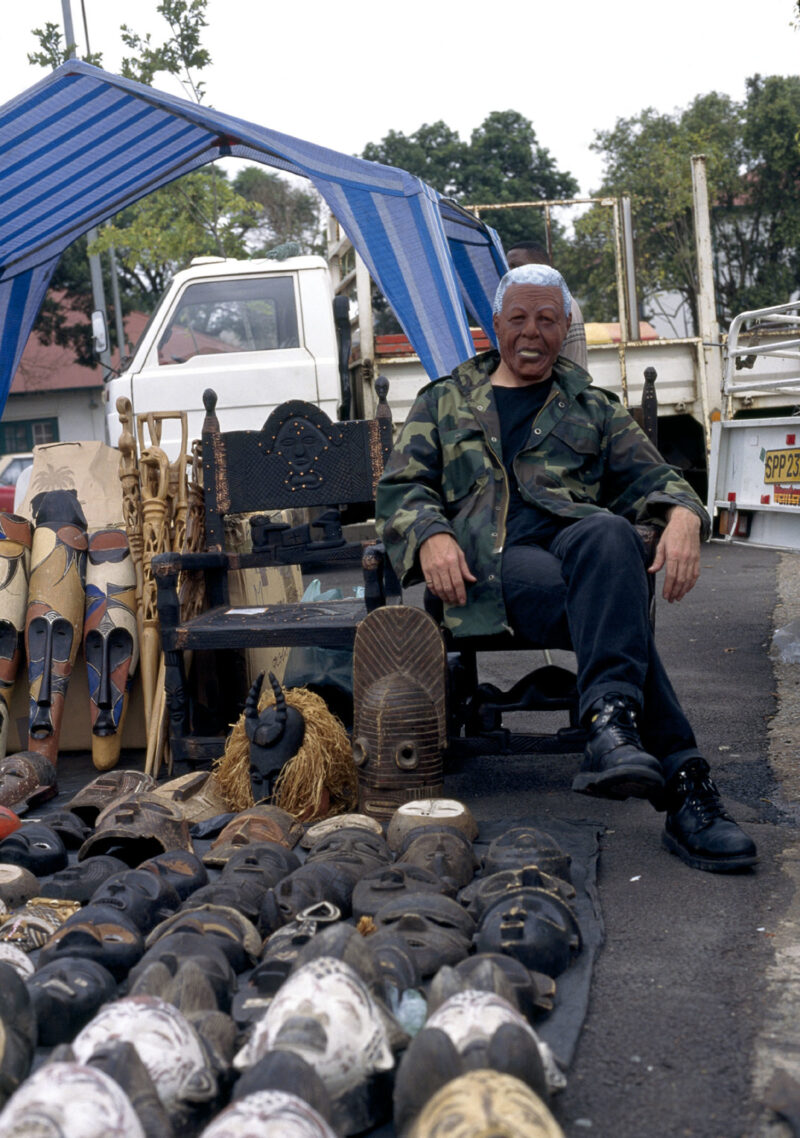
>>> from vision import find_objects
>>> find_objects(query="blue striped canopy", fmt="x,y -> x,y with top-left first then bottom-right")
0,61 -> 506,414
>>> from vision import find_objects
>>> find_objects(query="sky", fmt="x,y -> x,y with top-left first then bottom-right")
3,0 -> 799,199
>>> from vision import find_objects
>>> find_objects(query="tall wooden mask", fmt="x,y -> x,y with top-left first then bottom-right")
0,515 -> 33,761
25,491 -> 88,766
84,528 -> 139,772
352,606 -> 447,820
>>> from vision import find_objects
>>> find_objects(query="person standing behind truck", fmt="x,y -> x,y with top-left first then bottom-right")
506,241 -> 588,371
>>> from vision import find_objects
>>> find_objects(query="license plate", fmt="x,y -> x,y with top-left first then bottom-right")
764,448 -> 800,484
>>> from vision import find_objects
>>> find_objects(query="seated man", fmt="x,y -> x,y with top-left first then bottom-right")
376,264 -> 756,874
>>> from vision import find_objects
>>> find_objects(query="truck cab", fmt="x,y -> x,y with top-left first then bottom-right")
105,255 -> 342,458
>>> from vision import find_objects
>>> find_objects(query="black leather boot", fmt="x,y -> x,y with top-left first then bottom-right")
662,758 -> 757,872
571,693 -> 665,800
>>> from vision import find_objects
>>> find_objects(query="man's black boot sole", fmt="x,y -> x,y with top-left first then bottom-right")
661,828 -> 758,873
572,763 -> 665,800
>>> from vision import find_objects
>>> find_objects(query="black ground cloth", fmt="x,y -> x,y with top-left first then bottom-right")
475,815 -> 605,1069
27,760 -> 605,1131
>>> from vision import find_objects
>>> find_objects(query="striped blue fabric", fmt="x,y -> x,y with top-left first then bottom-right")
0,61 -> 505,412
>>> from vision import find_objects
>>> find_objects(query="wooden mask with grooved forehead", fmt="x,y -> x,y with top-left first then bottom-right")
353,606 -> 446,820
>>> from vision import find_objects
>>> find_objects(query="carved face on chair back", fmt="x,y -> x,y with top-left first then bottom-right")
266,403 -> 342,492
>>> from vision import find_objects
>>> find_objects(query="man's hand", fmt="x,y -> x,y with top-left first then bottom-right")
648,506 -> 702,603
419,533 -> 477,606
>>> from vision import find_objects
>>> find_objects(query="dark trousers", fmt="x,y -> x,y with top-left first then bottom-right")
501,513 -> 700,783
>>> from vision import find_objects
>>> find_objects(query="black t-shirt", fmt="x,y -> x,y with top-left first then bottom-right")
492,380 -> 568,548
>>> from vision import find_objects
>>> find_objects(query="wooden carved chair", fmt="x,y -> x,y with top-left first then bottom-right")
152,380 -> 398,771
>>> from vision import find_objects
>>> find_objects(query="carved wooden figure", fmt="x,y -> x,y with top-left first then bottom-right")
25,490 -> 88,766
138,448 -> 169,736
0,515 -> 32,760
352,606 -> 447,820
84,528 -> 140,772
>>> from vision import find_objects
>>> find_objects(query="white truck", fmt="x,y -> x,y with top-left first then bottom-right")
707,301 -> 800,549
104,156 -> 750,499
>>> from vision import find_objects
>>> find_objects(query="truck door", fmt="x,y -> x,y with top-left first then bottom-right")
123,272 -> 320,457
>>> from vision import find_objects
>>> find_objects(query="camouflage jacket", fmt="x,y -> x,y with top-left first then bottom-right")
376,350 -> 710,639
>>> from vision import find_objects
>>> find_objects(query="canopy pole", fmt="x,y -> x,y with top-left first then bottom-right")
61,1 -> 113,378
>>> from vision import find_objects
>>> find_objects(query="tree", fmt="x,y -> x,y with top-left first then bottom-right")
362,111 -> 578,250
569,77 -> 800,330
232,168 -> 323,255
89,168 -> 262,305
120,0 -> 210,102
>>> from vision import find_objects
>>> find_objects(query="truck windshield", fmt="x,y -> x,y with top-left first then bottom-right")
157,276 -> 300,365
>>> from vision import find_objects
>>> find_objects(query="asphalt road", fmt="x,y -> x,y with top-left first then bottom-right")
441,540 -> 797,1138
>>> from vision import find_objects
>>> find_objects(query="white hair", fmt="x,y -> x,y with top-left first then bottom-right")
493,265 -> 572,318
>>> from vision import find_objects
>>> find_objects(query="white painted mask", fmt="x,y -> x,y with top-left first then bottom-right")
426,991 -> 565,1092
234,957 -> 393,1096
426,989 -> 535,1048
200,1090 -> 337,1138
0,1062 -> 145,1138
71,995 -> 216,1113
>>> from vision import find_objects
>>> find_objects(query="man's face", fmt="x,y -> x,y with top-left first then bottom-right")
493,284 -> 570,385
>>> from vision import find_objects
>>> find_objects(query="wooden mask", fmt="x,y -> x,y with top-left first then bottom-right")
84,528 -> 139,771
25,490 -> 88,766
0,514 -> 32,761
353,606 -> 446,819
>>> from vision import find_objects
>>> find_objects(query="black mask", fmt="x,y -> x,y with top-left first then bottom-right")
89,868 -> 181,934
0,823 -> 67,876
373,891 -> 476,978
397,828 -> 477,891
474,887 -> 581,978
27,956 -> 117,1045
352,864 -> 453,921
127,931 -> 236,1013
482,826 -> 572,882
305,827 -> 392,874
220,841 -> 301,890
39,855 -> 129,905
38,913 -> 145,981
0,961 -> 36,1107
137,848 -> 209,901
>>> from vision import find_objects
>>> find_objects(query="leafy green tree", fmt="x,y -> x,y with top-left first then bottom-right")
120,0 -> 210,102
567,77 -> 800,331
89,168 -> 261,304
363,122 -> 466,195
28,21 -> 102,69
232,168 -> 323,255
362,111 -> 577,249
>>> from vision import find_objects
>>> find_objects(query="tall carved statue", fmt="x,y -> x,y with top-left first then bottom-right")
0,515 -> 33,759
84,528 -> 139,772
25,491 -> 88,766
